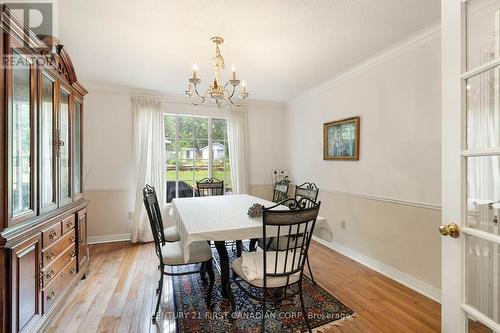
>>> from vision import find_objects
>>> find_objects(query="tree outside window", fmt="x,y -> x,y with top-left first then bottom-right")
164,114 -> 231,203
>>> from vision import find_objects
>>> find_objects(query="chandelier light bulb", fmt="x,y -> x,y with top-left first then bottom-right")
231,65 -> 236,80
192,63 -> 198,79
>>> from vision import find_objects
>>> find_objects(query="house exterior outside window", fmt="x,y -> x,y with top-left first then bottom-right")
164,114 -> 231,203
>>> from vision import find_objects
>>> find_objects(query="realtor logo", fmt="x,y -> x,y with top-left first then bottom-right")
4,2 -> 53,37
1,1 -> 56,68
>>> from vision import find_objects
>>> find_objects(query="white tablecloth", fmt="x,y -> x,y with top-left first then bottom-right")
170,194 -> 327,261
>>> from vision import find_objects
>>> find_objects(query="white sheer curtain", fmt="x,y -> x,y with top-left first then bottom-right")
224,105 -> 250,194
465,42 -> 500,319
131,97 -> 165,242
467,61 -> 500,208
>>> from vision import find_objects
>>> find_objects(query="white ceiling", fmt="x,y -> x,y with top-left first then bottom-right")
58,0 -> 440,101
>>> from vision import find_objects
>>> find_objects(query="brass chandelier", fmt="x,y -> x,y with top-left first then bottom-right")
185,36 -> 249,108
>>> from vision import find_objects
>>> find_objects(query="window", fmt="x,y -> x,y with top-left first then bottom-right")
164,114 -> 231,203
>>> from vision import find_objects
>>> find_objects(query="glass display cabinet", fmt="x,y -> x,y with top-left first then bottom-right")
0,5 -> 89,333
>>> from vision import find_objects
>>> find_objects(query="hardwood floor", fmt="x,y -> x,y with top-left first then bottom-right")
45,240 -> 444,332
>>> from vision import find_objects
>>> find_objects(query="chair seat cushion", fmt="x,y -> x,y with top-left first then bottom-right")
232,257 -> 300,288
161,241 -> 212,265
164,226 -> 181,242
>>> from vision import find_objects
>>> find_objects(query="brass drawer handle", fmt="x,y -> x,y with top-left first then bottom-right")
69,267 -> 76,275
39,266 -> 44,288
48,229 -> 57,240
69,235 -> 76,242
45,268 -> 55,280
46,289 -> 55,301
45,250 -> 55,262
69,249 -> 76,258
66,220 -> 74,229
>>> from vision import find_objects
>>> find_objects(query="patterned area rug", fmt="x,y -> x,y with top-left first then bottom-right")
167,246 -> 355,332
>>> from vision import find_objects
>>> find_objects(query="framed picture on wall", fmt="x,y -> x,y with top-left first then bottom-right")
323,116 -> 360,160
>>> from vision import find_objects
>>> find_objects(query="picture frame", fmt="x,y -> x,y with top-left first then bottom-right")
323,116 -> 360,160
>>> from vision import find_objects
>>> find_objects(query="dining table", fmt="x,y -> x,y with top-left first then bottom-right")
170,194 -> 327,299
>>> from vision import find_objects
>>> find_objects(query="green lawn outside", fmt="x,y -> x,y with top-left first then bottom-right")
166,165 -> 232,190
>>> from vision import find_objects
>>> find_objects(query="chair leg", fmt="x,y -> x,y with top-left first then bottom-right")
261,292 -> 267,333
200,262 -> 207,282
206,260 -> 215,308
226,277 -> 236,317
155,277 -> 161,295
299,284 -> 312,333
153,266 -> 164,323
306,255 -> 316,284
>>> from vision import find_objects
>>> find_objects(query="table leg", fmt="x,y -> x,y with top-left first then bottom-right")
249,238 -> 258,251
236,240 -> 243,257
214,241 -> 230,298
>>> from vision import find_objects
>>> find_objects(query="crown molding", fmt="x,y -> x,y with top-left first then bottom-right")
83,82 -> 285,108
289,22 -> 441,106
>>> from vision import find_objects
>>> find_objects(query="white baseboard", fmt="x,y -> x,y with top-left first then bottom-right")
313,236 -> 442,303
88,233 -> 131,244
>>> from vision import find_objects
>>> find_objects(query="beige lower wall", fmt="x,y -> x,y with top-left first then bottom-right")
84,189 -> 134,241
249,183 -> 273,201
315,190 -> 442,290
84,185 -> 441,293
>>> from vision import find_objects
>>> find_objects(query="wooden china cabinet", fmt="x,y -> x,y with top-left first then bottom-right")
0,5 -> 89,333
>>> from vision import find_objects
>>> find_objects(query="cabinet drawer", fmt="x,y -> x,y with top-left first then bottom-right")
41,244 -> 76,287
62,215 -> 75,235
42,258 -> 77,313
42,222 -> 62,248
41,229 -> 76,267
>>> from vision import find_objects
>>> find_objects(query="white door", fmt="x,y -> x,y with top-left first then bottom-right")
442,0 -> 500,332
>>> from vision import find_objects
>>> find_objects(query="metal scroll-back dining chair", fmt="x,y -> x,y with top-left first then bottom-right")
294,182 -> 320,284
196,177 -> 224,196
253,183 -> 320,284
248,178 -> 291,252
272,178 -> 290,203
143,185 -> 215,322
229,198 -> 321,333
254,184 -> 320,284
194,177 -> 243,264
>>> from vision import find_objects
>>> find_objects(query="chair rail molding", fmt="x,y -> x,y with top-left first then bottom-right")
321,188 -> 442,210
84,187 -> 131,192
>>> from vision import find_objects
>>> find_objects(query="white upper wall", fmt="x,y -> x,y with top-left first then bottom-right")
84,90 -> 133,190
286,28 -> 442,206
83,87 -> 286,191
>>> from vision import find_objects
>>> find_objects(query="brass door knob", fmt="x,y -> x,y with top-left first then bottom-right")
439,223 -> 461,238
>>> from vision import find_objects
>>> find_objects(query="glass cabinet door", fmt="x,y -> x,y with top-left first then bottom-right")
11,51 -> 34,220
59,89 -> 71,205
73,100 -> 82,198
40,73 -> 56,211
